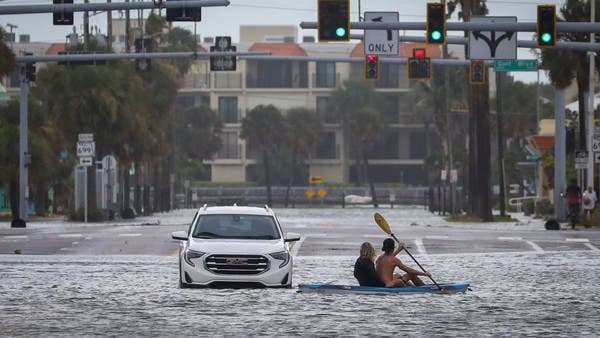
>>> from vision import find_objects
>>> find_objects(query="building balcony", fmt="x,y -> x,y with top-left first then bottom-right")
213,73 -> 243,89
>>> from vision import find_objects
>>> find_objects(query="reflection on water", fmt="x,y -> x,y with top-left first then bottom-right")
0,251 -> 598,336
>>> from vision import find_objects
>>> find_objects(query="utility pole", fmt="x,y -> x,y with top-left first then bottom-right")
125,0 -> 130,53
107,0 -> 112,50
497,71 -> 506,216
84,0 -> 90,47
587,0 -> 596,189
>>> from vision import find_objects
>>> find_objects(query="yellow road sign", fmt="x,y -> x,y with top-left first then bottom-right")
318,188 -> 327,198
306,188 -> 315,199
309,175 -> 323,184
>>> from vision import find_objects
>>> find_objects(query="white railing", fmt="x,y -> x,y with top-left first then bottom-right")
508,196 -> 549,213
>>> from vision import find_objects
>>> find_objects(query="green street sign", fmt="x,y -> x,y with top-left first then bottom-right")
494,59 -> 538,72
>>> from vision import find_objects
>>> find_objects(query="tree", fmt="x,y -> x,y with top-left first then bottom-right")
284,107 -> 321,206
330,80 -> 382,207
240,105 -> 285,206
541,0 -> 600,149
0,27 -> 15,77
175,104 -> 223,181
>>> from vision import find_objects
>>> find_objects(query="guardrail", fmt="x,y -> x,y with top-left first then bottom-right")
508,195 -> 549,213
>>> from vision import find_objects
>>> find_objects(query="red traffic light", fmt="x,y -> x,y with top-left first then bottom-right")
367,54 -> 377,61
413,48 -> 426,59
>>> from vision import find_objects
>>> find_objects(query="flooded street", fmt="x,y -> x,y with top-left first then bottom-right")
1,250 -> 598,336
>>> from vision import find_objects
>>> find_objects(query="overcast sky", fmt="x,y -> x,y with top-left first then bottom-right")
1,0 -> 571,83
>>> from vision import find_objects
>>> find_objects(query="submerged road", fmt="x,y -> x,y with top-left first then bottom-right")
1,207 -> 598,256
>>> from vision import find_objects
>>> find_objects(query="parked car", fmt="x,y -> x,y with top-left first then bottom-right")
171,205 -> 301,288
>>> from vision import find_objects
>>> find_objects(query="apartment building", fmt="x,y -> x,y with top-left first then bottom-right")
178,25 -> 442,185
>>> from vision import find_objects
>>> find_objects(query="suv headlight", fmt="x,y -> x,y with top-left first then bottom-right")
269,251 -> 290,268
184,249 -> 205,267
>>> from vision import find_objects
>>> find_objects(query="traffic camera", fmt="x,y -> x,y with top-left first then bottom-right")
53,0 -> 74,25
469,60 -> 486,84
364,54 -> 379,80
318,0 -> 350,42
408,48 -> 431,80
426,3 -> 446,44
167,0 -> 202,22
537,5 -> 556,47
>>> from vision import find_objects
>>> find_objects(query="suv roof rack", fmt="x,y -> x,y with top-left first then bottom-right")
202,204 -> 207,210
264,205 -> 270,212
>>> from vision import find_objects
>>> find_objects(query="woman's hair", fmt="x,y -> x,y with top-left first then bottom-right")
359,242 -> 376,260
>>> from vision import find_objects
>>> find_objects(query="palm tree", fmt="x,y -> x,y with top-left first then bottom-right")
284,107 -> 320,207
0,27 -> 15,77
241,105 -> 285,206
329,80 -> 382,207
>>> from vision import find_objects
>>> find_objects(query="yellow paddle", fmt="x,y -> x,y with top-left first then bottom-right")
374,212 -> 445,292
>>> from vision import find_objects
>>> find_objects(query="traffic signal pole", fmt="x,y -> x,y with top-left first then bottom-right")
0,0 -> 229,15
587,0 -> 596,190
18,67 -> 29,222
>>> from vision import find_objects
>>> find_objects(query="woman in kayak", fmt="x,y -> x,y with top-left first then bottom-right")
353,242 -> 385,287
376,238 -> 431,287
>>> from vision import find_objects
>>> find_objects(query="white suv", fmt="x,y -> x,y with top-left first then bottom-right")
171,205 -> 301,288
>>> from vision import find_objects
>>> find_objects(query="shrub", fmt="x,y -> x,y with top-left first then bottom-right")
68,208 -> 108,222
535,200 -> 554,216
522,199 -> 534,216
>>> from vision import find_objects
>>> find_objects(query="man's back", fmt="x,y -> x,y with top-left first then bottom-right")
375,254 -> 397,285
566,184 -> 581,205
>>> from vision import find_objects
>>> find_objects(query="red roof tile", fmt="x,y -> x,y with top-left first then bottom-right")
351,42 -> 442,58
249,43 -> 308,56
529,135 -> 554,150
46,43 -> 66,55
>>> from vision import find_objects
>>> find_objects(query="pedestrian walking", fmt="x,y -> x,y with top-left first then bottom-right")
582,186 -> 597,226
565,179 -> 581,229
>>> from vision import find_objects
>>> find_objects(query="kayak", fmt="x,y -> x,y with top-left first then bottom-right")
297,282 -> 470,295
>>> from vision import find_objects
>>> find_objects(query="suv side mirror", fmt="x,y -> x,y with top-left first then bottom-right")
171,230 -> 188,241
284,232 -> 301,242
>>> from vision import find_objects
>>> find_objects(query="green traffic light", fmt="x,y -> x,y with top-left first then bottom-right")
430,30 -> 442,41
541,32 -> 553,43
335,27 -> 347,38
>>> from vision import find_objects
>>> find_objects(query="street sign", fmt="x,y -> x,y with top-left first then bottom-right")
78,133 -> 94,142
575,150 -> 588,169
593,138 -> 600,152
210,36 -> 236,71
309,175 -> 324,184
494,59 -> 538,72
363,12 -> 399,55
469,16 -> 517,60
77,141 -> 95,157
79,156 -> 93,166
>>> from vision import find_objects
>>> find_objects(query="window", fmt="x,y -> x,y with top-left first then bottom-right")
315,61 -> 336,88
315,132 -> 337,159
217,132 -> 239,159
316,96 -> 337,123
376,63 -> 400,88
218,97 -> 238,123
247,60 -> 308,88
176,95 -> 195,109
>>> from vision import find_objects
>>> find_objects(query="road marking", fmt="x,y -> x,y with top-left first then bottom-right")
414,238 -> 427,255
498,237 -> 523,241
526,240 -> 544,252
170,248 -> 180,257
58,234 -> 83,238
290,235 -> 306,257
118,233 -> 142,237
308,233 -> 329,238
3,235 -> 28,240
71,241 -> 80,245
59,247 -> 74,251
424,235 -> 448,240
584,243 -> 599,251
566,238 -> 589,243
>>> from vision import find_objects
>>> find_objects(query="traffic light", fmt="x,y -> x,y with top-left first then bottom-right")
469,60 -> 485,84
364,54 -> 379,80
318,0 -> 350,42
53,0 -> 74,25
426,3 -> 446,44
537,5 -> 556,47
135,38 -> 154,72
408,48 -> 431,80
166,0 -> 202,22
21,52 -> 36,82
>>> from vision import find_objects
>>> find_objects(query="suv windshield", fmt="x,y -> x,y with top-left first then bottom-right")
192,214 -> 281,240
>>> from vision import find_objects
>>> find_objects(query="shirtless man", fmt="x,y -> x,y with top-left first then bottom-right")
376,238 -> 431,287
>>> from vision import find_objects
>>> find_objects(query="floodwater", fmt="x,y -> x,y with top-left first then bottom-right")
1,250 -> 598,337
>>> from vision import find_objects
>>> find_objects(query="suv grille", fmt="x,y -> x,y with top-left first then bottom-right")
205,254 -> 269,275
